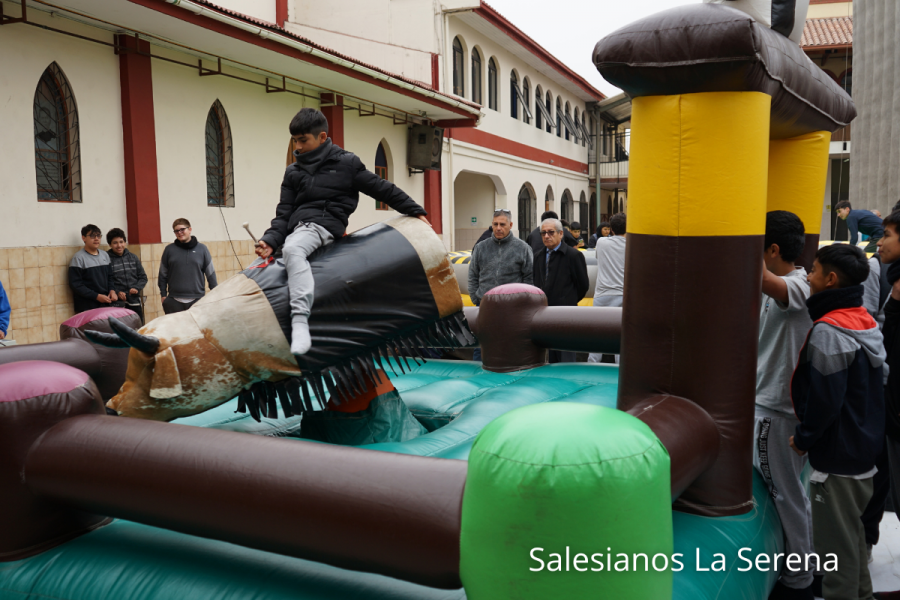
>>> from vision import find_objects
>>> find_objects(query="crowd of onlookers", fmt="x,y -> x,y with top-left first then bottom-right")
0,218 -> 218,342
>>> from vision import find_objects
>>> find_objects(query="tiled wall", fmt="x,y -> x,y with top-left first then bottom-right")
0,241 -> 257,344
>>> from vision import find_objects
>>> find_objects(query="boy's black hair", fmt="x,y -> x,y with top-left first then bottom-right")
764,210 -> 805,263
569,221 -> 582,230
81,224 -> 101,237
815,244 -> 870,288
892,200 -> 900,214
883,210 -> 900,232
610,213 -> 627,236
289,108 -> 328,137
106,228 -> 126,245
540,211 -> 558,221
835,200 -> 852,211
596,221 -> 610,237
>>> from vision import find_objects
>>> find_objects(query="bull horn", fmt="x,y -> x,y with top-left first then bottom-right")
85,330 -> 130,348
108,317 -> 160,355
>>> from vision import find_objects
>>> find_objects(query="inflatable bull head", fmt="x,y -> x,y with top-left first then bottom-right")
703,0 -> 811,43
90,217 -> 473,421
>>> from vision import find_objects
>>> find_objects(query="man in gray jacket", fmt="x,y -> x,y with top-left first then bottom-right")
159,218 -> 218,314
468,209 -> 533,361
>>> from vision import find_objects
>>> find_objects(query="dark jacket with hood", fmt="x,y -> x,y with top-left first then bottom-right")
882,261 -> 900,439
107,248 -> 148,304
260,140 -> 427,250
533,242 -> 589,307
791,286 -> 886,475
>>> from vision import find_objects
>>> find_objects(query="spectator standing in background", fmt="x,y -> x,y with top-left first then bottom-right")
107,228 -> 149,324
568,221 -> 586,248
588,222 -> 610,249
587,213 -> 627,364
533,217 -> 589,363
526,211 -> 578,253
836,201 -> 884,253
0,280 -> 9,341
68,224 -> 116,314
159,218 -> 218,315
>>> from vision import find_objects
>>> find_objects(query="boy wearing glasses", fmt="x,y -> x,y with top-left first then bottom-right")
159,218 -> 218,315
68,224 -> 116,314
255,108 -> 429,356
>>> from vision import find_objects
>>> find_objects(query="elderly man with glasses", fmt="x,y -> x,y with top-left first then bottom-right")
534,217 -> 590,363
68,223 -> 117,314
159,218 -> 218,315
468,208 -> 534,360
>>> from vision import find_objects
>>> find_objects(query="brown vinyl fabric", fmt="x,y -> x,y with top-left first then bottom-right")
24,415 -> 467,589
593,4 -> 856,139
530,306 -> 621,354
0,365 -> 109,561
0,338 -> 100,380
59,310 -> 141,399
618,234 -> 764,516
476,285 -> 547,373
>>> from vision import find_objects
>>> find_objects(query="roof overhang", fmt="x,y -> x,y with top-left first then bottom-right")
11,0 -> 482,127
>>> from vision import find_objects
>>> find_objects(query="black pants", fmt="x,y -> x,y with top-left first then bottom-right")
862,437 -> 891,545
162,297 -> 199,315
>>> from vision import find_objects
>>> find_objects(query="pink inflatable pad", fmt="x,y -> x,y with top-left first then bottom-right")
0,361 -> 89,403
62,307 -> 136,329
484,283 -> 545,296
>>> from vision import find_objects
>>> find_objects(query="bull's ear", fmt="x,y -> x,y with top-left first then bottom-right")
150,347 -> 183,399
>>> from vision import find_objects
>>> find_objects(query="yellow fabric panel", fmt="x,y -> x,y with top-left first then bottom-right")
629,92 -> 771,237
767,131 -> 831,235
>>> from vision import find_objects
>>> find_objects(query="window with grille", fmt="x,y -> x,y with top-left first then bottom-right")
34,62 -> 82,202
522,80 -> 531,125
375,142 -> 389,210
517,184 -> 535,240
556,98 -> 562,138
535,86 -> 543,130
452,37 -> 464,97
510,72 -> 518,119
545,92 -> 552,134
206,100 -> 234,207
561,190 -> 573,222
488,58 -> 498,111
471,49 -> 482,104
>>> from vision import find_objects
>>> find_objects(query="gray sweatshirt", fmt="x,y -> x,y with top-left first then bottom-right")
158,238 -> 218,299
468,233 -> 533,305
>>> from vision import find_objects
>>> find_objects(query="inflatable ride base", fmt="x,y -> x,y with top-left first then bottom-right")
0,361 -> 781,600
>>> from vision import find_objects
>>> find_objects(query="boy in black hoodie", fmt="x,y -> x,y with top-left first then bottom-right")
255,109 -> 429,356
790,244 -> 886,600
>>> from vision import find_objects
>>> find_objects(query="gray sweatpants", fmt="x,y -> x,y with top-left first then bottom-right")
587,294 -> 623,364
753,407 -> 814,589
811,475 -> 874,600
282,222 -> 334,322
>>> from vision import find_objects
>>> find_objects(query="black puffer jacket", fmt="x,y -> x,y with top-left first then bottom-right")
260,141 -> 427,249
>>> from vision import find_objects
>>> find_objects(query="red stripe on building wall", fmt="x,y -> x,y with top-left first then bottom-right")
127,0 -> 477,123
445,128 -> 589,175
431,53 -> 440,91
424,169 -> 442,234
320,93 -> 344,148
117,35 -> 162,244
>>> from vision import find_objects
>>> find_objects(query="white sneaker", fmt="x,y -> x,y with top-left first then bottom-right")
291,318 -> 311,355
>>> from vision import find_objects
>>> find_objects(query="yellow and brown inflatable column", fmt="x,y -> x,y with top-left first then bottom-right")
618,92 -> 770,516
767,131 -> 832,270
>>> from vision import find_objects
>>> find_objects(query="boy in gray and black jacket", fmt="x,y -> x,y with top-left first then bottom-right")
790,244 -> 886,600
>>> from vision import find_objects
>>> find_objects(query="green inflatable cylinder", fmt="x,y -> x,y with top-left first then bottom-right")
460,402 -> 673,598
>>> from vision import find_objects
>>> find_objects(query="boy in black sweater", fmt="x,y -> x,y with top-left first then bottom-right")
255,109 -> 429,355
68,224 -> 116,314
790,244 -> 886,600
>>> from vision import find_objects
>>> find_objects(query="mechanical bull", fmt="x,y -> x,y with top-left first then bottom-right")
90,217 -> 474,421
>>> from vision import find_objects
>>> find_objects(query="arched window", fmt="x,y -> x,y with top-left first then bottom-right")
535,85 -> 543,129
545,91 -> 553,134
34,62 -> 81,202
205,99 -> 234,207
510,71 -> 518,119
556,97 -> 562,138
561,189 -> 574,222
574,108 -> 581,146
517,183 -> 535,240
579,191 -> 588,227
545,185 -> 554,213
375,142 -> 389,210
471,49 -> 482,104
522,79 -> 531,125
564,102 -> 571,141
488,58 -> 498,111
840,69 -> 852,96
452,37 -> 464,97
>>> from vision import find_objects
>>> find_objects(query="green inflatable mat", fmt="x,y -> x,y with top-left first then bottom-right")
0,360 -> 781,600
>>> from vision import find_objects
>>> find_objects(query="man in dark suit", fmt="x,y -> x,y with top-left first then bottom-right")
526,210 -> 578,253
533,217 -> 590,363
